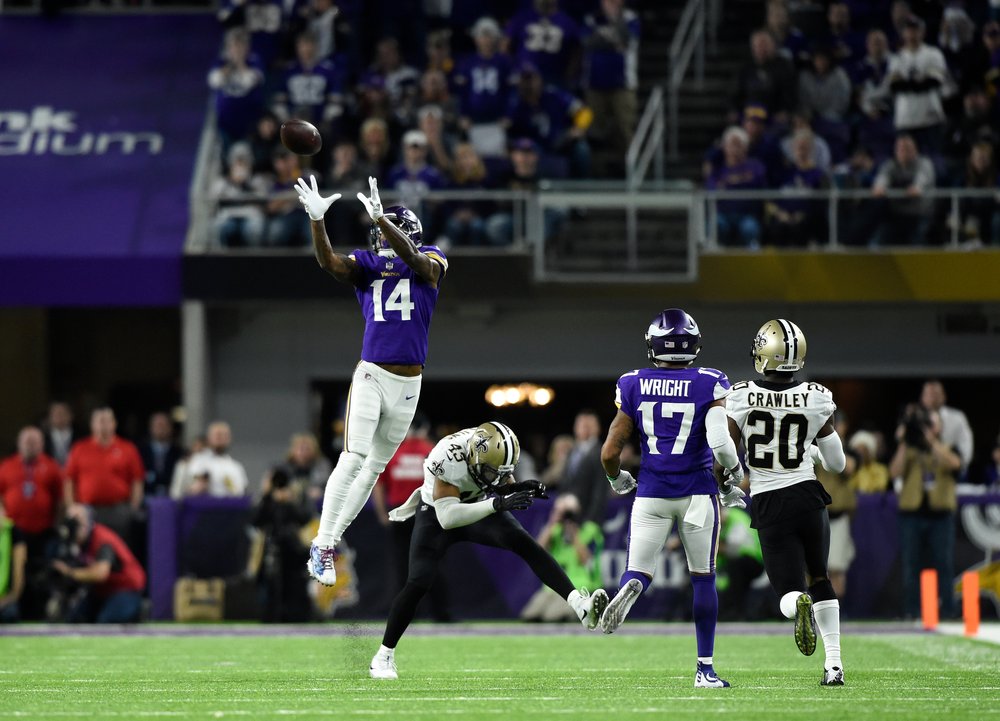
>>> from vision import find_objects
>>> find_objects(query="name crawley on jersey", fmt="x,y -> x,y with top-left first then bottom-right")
746,391 -> 810,408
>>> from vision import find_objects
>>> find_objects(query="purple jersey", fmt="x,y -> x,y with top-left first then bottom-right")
279,60 -> 342,124
350,246 -> 447,366
453,53 -> 515,122
506,9 -> 580,85
506,85 -> 582,150
706,158 -> 768,216
386,164 -> 446,196
615,366 -> 731,498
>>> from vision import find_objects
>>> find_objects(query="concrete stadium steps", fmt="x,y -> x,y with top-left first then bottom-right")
642,0 -> 766,182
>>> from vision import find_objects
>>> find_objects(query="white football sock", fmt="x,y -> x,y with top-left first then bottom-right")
698,656 -> 713,666
328,466 -> 379,543
314,453 -> 364,546
812,599 -> 842,668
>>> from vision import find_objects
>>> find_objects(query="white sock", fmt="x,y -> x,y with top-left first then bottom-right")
698,656 -> 713,666
377,644 -> 394,658
812,599 -> 842,668
328,466 -> 379,543
314,454 -> 363,546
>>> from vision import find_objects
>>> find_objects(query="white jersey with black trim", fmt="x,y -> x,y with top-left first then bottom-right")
727,379 -> 838,494
418,428 -> 487,505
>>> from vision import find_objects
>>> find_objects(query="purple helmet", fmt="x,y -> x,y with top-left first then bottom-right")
369,205 -> 423,253
645,308 -> 702,363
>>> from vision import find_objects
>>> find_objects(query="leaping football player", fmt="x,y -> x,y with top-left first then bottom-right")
369,421 -> 609,679
295,175 -> 447,586
725,319 -> 847,686
598,308 -> 746,689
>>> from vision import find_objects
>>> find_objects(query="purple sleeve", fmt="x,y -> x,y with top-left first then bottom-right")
616,374 -> 636,419
351,250 -> 376,280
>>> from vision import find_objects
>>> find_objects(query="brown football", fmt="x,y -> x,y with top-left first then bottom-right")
280,119 -> 322,156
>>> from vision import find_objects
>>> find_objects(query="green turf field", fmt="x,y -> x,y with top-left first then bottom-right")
2,628 -> 999,720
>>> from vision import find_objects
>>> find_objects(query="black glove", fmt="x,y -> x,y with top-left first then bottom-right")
505,480 -> 548,499
493,490 -> 534,513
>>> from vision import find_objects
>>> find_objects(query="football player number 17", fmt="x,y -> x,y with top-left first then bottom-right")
637,401 -> 694,455
371,279 -> 415,322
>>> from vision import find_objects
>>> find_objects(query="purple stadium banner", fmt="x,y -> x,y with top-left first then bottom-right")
0,16 -> 218,305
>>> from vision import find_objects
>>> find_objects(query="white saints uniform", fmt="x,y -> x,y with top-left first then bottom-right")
388,428 -> 486,521
726,380 -> 837,493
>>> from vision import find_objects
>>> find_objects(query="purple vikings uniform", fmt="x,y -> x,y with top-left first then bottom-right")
348,245 -> 447,365
506,9 -> 581,86
615,366 -> 732,498
453,53 -> 515,123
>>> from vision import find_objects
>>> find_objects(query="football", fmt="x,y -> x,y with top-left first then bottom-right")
279,119 -> 322,156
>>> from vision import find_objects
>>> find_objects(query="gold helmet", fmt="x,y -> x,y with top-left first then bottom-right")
752,319 -> 807,374
466,421 -> 520,490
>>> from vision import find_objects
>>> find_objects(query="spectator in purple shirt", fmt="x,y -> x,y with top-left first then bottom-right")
453,17 -> 515,159
208,28 -> 266,154
704,105 -> 784,187
765,129 -> 831,247
272,32 -> 344,139
444,143 -> 494,247
505,0 -> 582,88
854,29 -> 896,163
387,130 -> 447,233
582,0 -> 640,177
706,126 -> 767,249
505,62 -> 593,177
365,37 -> 420,112
218,0 -> 287,72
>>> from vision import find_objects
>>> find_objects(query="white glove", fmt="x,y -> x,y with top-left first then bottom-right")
356,175 -> 383,221
722,463 -> 744,486
607,469 -> 637,495
295,176 -> 341,221
807,444 -> 822,464
720,480 -> 747,509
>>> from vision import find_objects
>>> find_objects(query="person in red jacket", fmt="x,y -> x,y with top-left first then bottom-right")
372,414 -> 450,620
51,504 -> 146,623
65,408 -> 145,547
0,426 -> 65,619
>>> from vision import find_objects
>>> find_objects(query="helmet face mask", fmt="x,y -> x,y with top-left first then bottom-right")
645,308 -> 702,364
752,318 -> 807,374
369,205 -> 423,254
466,421 -> 520,491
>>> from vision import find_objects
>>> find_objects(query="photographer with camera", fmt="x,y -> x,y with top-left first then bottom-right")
49,504 -> 146,624
521,493 -> 604,623
252,469 -> 312,622
889,403 -> 962,619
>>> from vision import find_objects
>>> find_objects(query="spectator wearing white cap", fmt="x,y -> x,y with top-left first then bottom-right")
453,17 -> 515,158
387,128 -> 447,234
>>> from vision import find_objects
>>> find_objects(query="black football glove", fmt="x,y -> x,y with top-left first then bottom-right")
505,480 -> 549,499
493,490 -> 535,513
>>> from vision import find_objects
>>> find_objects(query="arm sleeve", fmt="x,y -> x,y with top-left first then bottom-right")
817,432 -> 847,474
433,496 -> 495,530
706,405 -> 740,470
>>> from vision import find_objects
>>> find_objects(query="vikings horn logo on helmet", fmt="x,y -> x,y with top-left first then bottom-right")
751,319 -> 807,374
369,205 -> 423,253
645,308 -> 702,363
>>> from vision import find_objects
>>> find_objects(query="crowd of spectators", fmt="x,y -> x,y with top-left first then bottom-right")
0,377 -> 995,624
206,0 -> 642,249
704,0 -> 1000,249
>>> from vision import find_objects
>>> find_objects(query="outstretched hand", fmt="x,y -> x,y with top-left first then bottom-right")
295,176 -> 341,221
356,175 -> 383,221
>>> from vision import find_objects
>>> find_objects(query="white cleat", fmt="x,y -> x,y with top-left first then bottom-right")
369,652 -> 398,680
600,578 -> 643,635
694,662 -> 731,688
821,666 -> 845,686
307,543 -> 338,586
569,588 -> 609,631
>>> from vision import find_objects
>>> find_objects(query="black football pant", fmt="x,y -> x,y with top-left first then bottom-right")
382,504 -> 575,648
756,505 -> 836,602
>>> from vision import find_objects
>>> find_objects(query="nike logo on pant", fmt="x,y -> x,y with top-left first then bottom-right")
405,394 -> 416,400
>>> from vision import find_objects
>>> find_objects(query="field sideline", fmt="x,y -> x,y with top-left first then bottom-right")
2,623 -> 998,721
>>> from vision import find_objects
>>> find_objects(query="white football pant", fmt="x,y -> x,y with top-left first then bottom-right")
625,495 -> 721,576
315,361 -> 421,546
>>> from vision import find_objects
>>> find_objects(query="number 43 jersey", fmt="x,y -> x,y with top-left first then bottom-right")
350,246 -> 448,366
615,366 -> 731,498
726,380 -> 837,494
